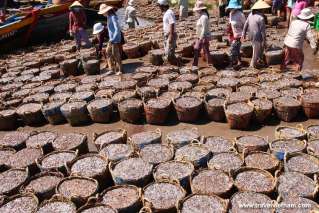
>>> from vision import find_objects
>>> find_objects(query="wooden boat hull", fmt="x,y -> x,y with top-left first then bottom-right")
0,3 -> 72,54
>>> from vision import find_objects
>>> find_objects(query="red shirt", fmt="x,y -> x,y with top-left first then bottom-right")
69,10 -> 87,33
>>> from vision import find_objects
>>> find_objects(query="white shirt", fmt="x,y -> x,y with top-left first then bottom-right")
163,9 -> 176,35
125,5 -> 137,23
229,10 -> 246,38
284,19 -> 317,50
196,14 -> 211,39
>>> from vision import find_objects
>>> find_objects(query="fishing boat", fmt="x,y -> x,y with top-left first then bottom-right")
0,1 -> 74,53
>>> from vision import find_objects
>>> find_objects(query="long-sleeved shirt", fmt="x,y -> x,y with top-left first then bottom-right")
196,13 -> 211,39
125,5 -> 137,23
69,10 -> 87,33
229,10 -> 246,39
107,13 -> 122,44
284,19 -> 317,49
243,12 -> 266,42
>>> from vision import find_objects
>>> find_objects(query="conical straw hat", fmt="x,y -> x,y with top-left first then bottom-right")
251,0 -> 271,10
69,1 -> 84,9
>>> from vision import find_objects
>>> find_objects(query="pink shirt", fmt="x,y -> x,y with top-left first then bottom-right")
292,0 -> 308,17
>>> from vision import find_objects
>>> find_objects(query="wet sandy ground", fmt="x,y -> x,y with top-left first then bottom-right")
1,22 -> 319,151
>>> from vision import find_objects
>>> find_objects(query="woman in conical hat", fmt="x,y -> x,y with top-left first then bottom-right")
192,1 -> 212,69
242,0 -> 270,68
69,1 -> 91,50
226,0 -> 246,69
282,8 -> 318,71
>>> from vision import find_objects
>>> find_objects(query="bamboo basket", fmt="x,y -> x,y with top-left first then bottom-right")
100,185 -> 142,213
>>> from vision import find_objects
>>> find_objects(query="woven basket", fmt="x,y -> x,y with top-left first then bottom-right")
128,129 -> 162,150
20,171 -> 64,202
275,125 -> 307,140
153,160 -> 195,191
270,139 -> 307,161
36,150 -> 78,176
60,59 -> 79,76
144,98 -> 171,124
307,125 -> 319,140
301,93 -> 319,118
174,141 -> 211,169
225,103 -> 253,130
37,194 -> 77,212
60,101 -> 91,126
0,168 -> 29,196
87,98 -> 113,123
41,101 -> 66,125
93,129 -> 127,150
16,103 -> 46,126
234,167 -> 276,195
139,40 -> 153,56
0,147 -> 16,172
248,99 -> 273,124
68,153 -> 111,190
56,176 -> 99,208
274,97 -> 301,122
100,185 -> 142,213
82,59 -> 100,75
123,43 -> 141,59
77,200 -> 117,213
118,98 -> 144,123
284,152 -> 319,178
243,151 -> 280,174
204,96 -> 225,122
177,194 -> 228,213
190,169 -> 234,198
173,96 -> 202,123
109,158 -> 153,187
142,179 -> 186,213
235,135 -> 268,153
0,193 -> 38,212
0,110 -> 17,130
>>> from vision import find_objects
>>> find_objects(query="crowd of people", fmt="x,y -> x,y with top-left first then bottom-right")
68,0 -> 318,74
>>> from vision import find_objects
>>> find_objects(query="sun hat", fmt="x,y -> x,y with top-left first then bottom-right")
69,1 -> 83,9
251,0 -> 271,10
128,0 -> 134,6
193,1 -> 207,11
98,4 -> 114,15
226,0 -> 242,10
93,23 -> 104,35
297,8 -> 314,20
157,0 -> 169,6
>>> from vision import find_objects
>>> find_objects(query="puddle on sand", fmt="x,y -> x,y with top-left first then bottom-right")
116,8 -> 154,30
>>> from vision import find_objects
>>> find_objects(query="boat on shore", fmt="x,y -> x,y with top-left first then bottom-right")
0,2 -> 75,54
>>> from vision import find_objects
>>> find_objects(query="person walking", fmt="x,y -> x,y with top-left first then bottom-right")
242,0 -> 270,68
282,8 -> 318,71
69,1 -> 91,50
178,0 -> 188,20
226,0 -> 246,68
92,22 -> 108,59
98,4 -> 123,74
192,1 -> 212,68
157,0 -> 178,65
272,0 -> 284,18
125,0 -> 139,29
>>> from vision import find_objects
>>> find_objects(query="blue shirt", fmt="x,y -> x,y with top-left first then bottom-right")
107,14 -> 121,44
